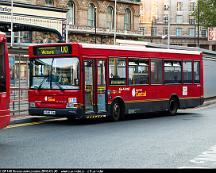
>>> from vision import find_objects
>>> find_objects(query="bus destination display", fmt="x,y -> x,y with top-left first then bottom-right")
33,45 -> 72,56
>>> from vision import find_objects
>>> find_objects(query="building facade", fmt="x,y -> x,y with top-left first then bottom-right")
139,0 -> 216,51
66,0 -> 141,44
1,0 -> 142,44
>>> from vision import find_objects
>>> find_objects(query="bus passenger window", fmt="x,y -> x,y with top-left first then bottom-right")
0,43 -> 6,92
109,57 -> 126,85
151,59 -> 162,84
128,58 -> 149,85
194,61 -> 200,83
183,61 -> 192,83
164,61 -> 182,84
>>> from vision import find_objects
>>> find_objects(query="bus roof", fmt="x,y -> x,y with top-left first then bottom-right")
29,42 -> 202,56
81,43 -> 202,55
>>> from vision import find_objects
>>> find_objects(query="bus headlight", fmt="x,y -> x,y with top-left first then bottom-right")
66,103 -> 82,109
29,102 -> 36,108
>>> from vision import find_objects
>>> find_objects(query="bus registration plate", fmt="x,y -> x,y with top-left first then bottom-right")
43,110 -> 56,115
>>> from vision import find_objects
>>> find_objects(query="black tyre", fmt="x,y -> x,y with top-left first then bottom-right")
110,101 -> 123,121
168,98 -> 179,116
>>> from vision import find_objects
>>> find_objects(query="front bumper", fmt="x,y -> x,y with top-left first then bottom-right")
29,108 -> 84,119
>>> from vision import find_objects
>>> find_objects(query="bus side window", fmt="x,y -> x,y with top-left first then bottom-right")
183,61 -> 192,83
164,61 -> 182,84
109,57 -> 126,85
194,61 -> 200,83
128,58 -> 149,85
0,43 -> 6,92
151,59 -> 162,84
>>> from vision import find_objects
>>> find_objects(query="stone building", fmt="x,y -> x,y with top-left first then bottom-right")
65,0 -> 141,44
1,0 -> 142,44
140,0 -> 216,51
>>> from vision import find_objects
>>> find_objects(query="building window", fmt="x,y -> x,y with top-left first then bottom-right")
164,4 -> 169,11
177,2 -> 183,11
67,1 -> 75,25
176,28 -> 182,37
163,27 -> 168,36
201,29 -> 207,37
128,58 -> 149,85
176,15 -> 183,24
124,8 -> 131,31
189,2 -> 195,11
151,59 -> 162,84
164,61 -> 182,84
107,6 -> 114,30
189,28 -> 195,37
163,15 -> 168,24
183,61 -> 192,83
151,27 -> 157,36
189,16 -> 196,25
139,27 -> 145,35
88,3 -> 96,27
109,57 -> 126,85
45,0 -> 54,6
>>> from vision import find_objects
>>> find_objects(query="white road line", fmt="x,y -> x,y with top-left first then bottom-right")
190,145 -> 216,165
179,145 -> 216,168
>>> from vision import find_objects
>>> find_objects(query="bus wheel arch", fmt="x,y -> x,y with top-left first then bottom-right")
168,95 -> 179,116
109,97 -> 125,121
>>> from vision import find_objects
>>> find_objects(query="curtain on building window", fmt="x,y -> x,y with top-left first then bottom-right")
107,6 -> 114,30
67,0 -> 75,25
124,8 -> 131,31
88,3 -> 95,27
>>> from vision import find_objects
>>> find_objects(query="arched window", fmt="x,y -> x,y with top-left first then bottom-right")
107,6 -> 114,30
124,8 -> 131,31
88,3 -> 96,27
67,0 -> 75,25
45,0 -> 54,6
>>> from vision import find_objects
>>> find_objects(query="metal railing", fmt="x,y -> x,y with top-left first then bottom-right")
10,87 -> 28,116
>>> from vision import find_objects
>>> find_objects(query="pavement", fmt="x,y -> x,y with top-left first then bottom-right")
9,97 -> 216,125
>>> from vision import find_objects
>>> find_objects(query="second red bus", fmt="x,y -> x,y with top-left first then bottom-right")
0,32 -> 10,128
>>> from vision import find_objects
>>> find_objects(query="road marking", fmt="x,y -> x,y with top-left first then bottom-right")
190,145 -> 216,165
6,121 -> 45,129
6,118 -> 67,129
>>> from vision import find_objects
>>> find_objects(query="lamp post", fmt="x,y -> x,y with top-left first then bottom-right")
114,0 -> 117,45
197,0 -> 200,47
167,0 -> 171,49
94,6 -> 97,44
10,0 -> 14,47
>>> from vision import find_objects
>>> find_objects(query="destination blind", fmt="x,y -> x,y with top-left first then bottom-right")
33,45 -> 72,56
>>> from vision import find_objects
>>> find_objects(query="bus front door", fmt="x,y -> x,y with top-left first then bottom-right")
84,59 -> 107,114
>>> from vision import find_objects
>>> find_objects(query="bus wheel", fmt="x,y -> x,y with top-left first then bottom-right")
110,101 -> 122,121
168,98 -> 179,116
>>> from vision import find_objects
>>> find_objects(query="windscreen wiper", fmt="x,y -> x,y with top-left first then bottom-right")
37,76 -> 48,89
54,82 -> 65,91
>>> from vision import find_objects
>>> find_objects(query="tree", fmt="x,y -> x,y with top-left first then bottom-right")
193,0 -> 216,27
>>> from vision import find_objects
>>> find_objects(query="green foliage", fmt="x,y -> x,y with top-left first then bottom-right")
193,0 -> 216,27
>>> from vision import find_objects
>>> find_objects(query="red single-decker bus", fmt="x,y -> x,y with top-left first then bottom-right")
28,43 -> 204,121
0,32 -> 10,128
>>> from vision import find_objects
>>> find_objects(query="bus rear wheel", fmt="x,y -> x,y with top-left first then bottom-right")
110,101 -> 123,121
168,98 -> 179,116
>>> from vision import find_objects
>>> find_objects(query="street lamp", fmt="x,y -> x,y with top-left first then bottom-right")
114,0 -> 117,45
167,0 -> 171,49
197,0 -> 200,47
10,0 -> 14,47
94,6 -> 97,44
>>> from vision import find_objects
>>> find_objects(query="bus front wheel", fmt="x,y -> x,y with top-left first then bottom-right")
110,101 -> 122,121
